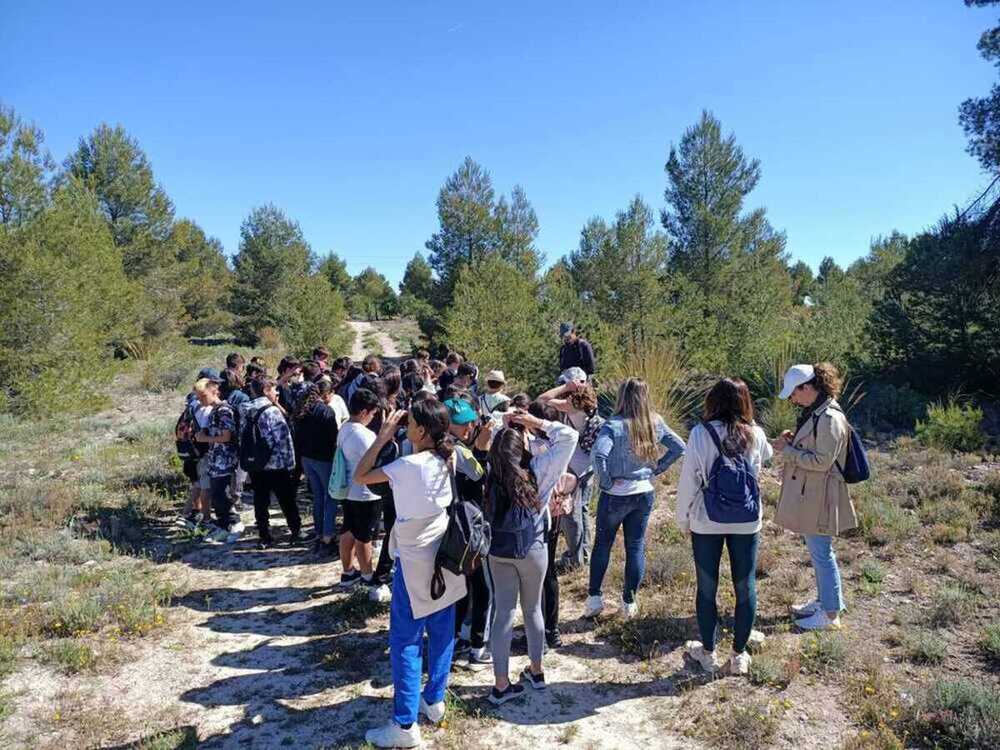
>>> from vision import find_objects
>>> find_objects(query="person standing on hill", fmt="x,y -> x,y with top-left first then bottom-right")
772,362 -> 857,631
675,378 -> 772,675
351,400 -> 466,749
194,377 -> 244,543
245,378 -> 302,549
295,380 -> 340,556
337,387 -> 383,589
558,323 -> 596,378
585,378 -> 685,619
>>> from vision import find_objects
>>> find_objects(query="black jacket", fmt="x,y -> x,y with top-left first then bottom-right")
294,402 -> 339,461
559,337 -> 596,375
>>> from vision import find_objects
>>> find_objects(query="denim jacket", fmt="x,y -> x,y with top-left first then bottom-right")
591,415 -> 685,492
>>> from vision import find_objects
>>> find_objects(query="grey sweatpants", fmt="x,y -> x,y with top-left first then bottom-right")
560,471 -> 593,567
489,546 -> 548,681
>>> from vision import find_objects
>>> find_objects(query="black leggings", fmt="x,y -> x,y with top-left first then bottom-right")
250,469 -> 301,542
543,517 -> 560,634
455,560 -> 493,649
373,496 -> 396,585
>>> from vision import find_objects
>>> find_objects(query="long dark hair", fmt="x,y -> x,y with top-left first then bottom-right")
248,377 -> 276,400
410,398 -> 455,461
486,427 -> 540,518
703,377 -> 755,456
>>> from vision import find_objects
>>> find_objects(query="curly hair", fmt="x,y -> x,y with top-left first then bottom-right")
569,384 -> 598,414
811,362 -> 843,399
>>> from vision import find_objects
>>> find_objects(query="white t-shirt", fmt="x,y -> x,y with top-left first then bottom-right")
382,451 -> 453,521
330,394 -> 350,427
194,404 -> 213,429
338,421 -> 380,501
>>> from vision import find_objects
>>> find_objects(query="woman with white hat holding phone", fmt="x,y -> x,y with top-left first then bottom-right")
772,361 -> 857,631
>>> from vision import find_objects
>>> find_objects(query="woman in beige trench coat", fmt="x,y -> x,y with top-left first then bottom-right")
771,362 -> 857,632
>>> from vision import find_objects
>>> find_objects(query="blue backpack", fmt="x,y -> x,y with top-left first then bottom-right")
700,421 -> 760,524
815,406 -> 871,484
486,483 -> 539,559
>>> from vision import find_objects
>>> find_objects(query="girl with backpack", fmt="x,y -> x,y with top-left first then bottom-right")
294,380 -> 340,555
485,409 -> 577,705
538,371 -> 601,572
586,378 -> 685,619
772,362 -> 858,631
675,378 -> 772,674
351,400 -> 466,749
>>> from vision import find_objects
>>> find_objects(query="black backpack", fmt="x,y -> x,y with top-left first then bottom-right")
430,462 -> 492,600
175,401 -> 207,460
813,406 -> 871,485
239,404 -> 276,472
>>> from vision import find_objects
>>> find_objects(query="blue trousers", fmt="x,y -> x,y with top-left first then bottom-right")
692,532 -> 758,653
390,564 -> 456,726
804,534 -> 844,613
302,457 -> 336,538
588,491 -> 655,604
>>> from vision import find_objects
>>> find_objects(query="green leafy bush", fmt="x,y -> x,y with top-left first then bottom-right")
979,623 -> 1000,664
911,680 -> 1000,749
916,401 -> 985,452
902,629 -> 947,664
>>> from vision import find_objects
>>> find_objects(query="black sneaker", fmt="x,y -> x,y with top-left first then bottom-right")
488,682 -> 526,706
453,639 -> 471,659
257,537 -> 274,550
287,531 -> 303,547
338,570 -> 361,588
546,630 -> 563,649
521,666 -> 546,690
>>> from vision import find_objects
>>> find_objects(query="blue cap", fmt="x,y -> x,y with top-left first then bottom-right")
443,398 -> 478,425
559,322 -> 575,337
197,367 -> 224,383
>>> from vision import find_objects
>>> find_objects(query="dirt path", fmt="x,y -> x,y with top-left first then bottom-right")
348,320 -> 402,361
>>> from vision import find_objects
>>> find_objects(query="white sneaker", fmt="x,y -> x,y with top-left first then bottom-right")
747,629 -> 766,649
796,610 -> 841,631
369,584 -> 392,603
729,651 -> 752,675
365,721 -> 421,748
621,598 -> 639,619
685,640 -> 725,672
466,646 -> 493,671
583,595 -> 604,618
419,695 -> 445,723
791,598 -> 822,618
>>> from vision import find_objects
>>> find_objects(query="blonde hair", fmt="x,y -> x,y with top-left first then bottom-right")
193,377 -> 216,395
614,378 -> 662,464
812,362 -> 843,399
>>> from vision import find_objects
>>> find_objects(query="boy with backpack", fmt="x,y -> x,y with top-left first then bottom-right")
675,378 -> 772,675
193,377 -> 244,543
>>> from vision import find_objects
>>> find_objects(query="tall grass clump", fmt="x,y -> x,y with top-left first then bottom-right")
916,400 -> 985,452
909,680 -> 1000,749
600,337 -> 705,436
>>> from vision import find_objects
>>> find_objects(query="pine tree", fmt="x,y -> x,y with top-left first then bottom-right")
0,103 -> 54,227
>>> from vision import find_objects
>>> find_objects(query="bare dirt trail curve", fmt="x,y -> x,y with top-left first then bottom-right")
347,320 -> 402,361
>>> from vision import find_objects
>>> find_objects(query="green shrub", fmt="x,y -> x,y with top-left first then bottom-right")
703,697 -> 781,750
747,651 -> 797,689
855,485 -> 919,546
912,680 -> 1000,749
860,560 -> 886,584
916,401 -> 985,452
800,631 -> 848,673
927,585 -> 977,628
852,383 -> 929,431
902,629 -> 947,664
979,623 -> 1000,664
38,639 -> 97,674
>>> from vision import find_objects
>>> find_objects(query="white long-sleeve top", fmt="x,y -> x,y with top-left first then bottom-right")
675,421 -> 773,535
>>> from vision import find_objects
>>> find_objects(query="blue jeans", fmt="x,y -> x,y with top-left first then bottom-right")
804,534 -> 844,613
302,457 -> 336,538
390,565 -> 456,726
692,532 -> 758,653
588,491 -> 655,604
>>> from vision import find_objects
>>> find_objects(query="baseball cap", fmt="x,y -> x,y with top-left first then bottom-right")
557,367 -> 588,385
559,322 -> 575,338
779,364 -> 815,400
486,370 -> 506,384
443,398 -> 478,425
197,367 -> 224,384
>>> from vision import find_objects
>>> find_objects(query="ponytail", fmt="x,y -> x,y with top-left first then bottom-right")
410,398 -> 454,462
433,433 -> 456,462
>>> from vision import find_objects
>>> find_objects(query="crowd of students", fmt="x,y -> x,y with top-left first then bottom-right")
174,328 -> 859,749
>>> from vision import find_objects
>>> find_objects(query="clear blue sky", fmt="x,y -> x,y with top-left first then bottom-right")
1,1 -> 995,286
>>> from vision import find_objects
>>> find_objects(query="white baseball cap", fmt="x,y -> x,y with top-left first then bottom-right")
486,370 -> 506,383
779,364 -> 815,400
557,367 -> 588,385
